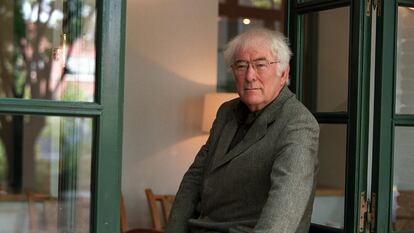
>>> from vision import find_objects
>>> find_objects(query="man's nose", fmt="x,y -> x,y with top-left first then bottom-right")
245,64 -> 257,82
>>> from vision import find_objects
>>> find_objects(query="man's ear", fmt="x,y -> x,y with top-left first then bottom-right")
280,64 -> 290,86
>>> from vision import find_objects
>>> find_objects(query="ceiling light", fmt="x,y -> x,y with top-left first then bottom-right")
242,18 -> 251,25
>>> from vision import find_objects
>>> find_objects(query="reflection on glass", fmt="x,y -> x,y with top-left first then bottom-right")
238,0 -> 282,9
0,1 -> 96,102
396,7 -> 414,114
312,124 -> 346,229
393,126 -> 414,231
0,115 -> 92,233
303,7 -> 349,112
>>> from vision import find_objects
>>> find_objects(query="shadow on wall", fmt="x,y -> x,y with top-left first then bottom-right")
122,48 -> 217,228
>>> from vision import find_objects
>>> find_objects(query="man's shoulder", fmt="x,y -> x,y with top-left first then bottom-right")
216,97 -> 239,118
279,93 -> 318,128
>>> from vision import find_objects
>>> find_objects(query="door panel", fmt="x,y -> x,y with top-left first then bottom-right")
372,1 -> 414,233
287,1 -> 371,233
0,0 -> 125,233
391,5 -> 414,232
393,126 -> 414,231
395,7 -> 414,114
290,1 -> 414,233
302,7 -> 349,113
0,114 -> 93,232
312,123 -> 347,228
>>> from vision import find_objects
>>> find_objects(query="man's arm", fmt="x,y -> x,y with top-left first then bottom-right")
253,115 -> 319,233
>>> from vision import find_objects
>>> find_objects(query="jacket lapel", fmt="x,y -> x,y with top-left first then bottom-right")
210,110 -> 268,172
211,118 -> 238,166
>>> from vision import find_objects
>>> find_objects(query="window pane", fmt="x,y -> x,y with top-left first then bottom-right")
238,0 -> 282,10
395,7 -> 414,114
302,7 -> 349,113
312,124 -> 346,229
393,126 -> 414,231
0,115 -> 92,233
0,0 -> 96,102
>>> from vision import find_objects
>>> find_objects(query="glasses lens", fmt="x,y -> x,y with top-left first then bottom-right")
234,61 -> 248,71
254,60 -> 268,71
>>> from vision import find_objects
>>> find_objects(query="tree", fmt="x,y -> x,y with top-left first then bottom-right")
0,0 -> 94,193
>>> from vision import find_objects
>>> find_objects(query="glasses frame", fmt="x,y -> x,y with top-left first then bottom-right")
231,59 -> 280,74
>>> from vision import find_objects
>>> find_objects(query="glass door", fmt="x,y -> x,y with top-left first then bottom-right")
286,0 -> 371,233
288,1 -> 414,233
0,1 -> 125,233
372,1 -> 414,233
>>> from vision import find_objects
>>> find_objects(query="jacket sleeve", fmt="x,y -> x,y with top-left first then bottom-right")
252,113 -> 319,233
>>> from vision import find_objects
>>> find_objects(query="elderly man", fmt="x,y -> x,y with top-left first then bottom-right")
165,28 -> 319,233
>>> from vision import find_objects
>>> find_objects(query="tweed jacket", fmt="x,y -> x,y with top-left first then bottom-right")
165,86 -> 319,233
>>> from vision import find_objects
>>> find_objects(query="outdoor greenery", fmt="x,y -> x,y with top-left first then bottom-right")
250,0 -> 282,9
0,0 -> 95,193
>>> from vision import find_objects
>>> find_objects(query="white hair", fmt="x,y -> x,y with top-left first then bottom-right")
223,28 -> 292,74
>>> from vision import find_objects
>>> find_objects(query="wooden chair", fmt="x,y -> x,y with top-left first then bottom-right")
120,194 -> 129,232
120,189 -> 175,233
394,190 -> 414,231
27,192 -> 90,233
145,188 -> 175,232
27,192 -> 58,233
120,193 -> 163,233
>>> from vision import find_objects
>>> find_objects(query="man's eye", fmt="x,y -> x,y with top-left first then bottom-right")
236,64 -> 248,69
255,62 -> 267,69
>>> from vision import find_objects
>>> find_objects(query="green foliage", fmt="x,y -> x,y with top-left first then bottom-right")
62,82 -> 86,101
13,0 -> 26,41
0,0 -> 94,193
0,141 -> 5,187
65,0 -> 83,43
250,0 -> 281,9
10,47 -> 27,97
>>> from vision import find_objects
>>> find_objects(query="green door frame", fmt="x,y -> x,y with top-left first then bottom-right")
0,1 -> 126,233
371,1 -> 396,232
93,1 -> 126,233
372,1 -> 414,233
285,1 -> 371,233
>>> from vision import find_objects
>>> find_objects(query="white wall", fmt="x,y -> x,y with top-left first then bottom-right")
122,0 -> 218,229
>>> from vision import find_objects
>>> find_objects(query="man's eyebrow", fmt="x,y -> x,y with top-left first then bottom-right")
253,57 -> 267,61
234,59 -> 248,63
234,57 -> 268,63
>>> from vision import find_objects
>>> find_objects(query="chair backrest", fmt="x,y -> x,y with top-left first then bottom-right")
145,189 -> 175,231
27,192 -> 90,233
27,192 -> 58,233
120,193 -> 129,232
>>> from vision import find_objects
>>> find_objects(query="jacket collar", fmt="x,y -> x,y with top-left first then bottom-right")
210,86 -> 294,172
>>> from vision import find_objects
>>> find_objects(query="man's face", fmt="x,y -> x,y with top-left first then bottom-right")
232,45 -> 289,112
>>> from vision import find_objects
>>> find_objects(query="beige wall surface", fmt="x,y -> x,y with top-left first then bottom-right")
123,0 -> 218,229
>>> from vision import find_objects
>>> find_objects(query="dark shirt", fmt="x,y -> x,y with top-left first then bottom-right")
227,101 -> 268,152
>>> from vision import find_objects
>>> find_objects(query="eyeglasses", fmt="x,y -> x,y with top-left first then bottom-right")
231,59 -> 279,74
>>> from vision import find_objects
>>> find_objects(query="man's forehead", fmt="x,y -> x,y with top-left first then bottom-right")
236,43 -> 274,57
234,48 -> 275,60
